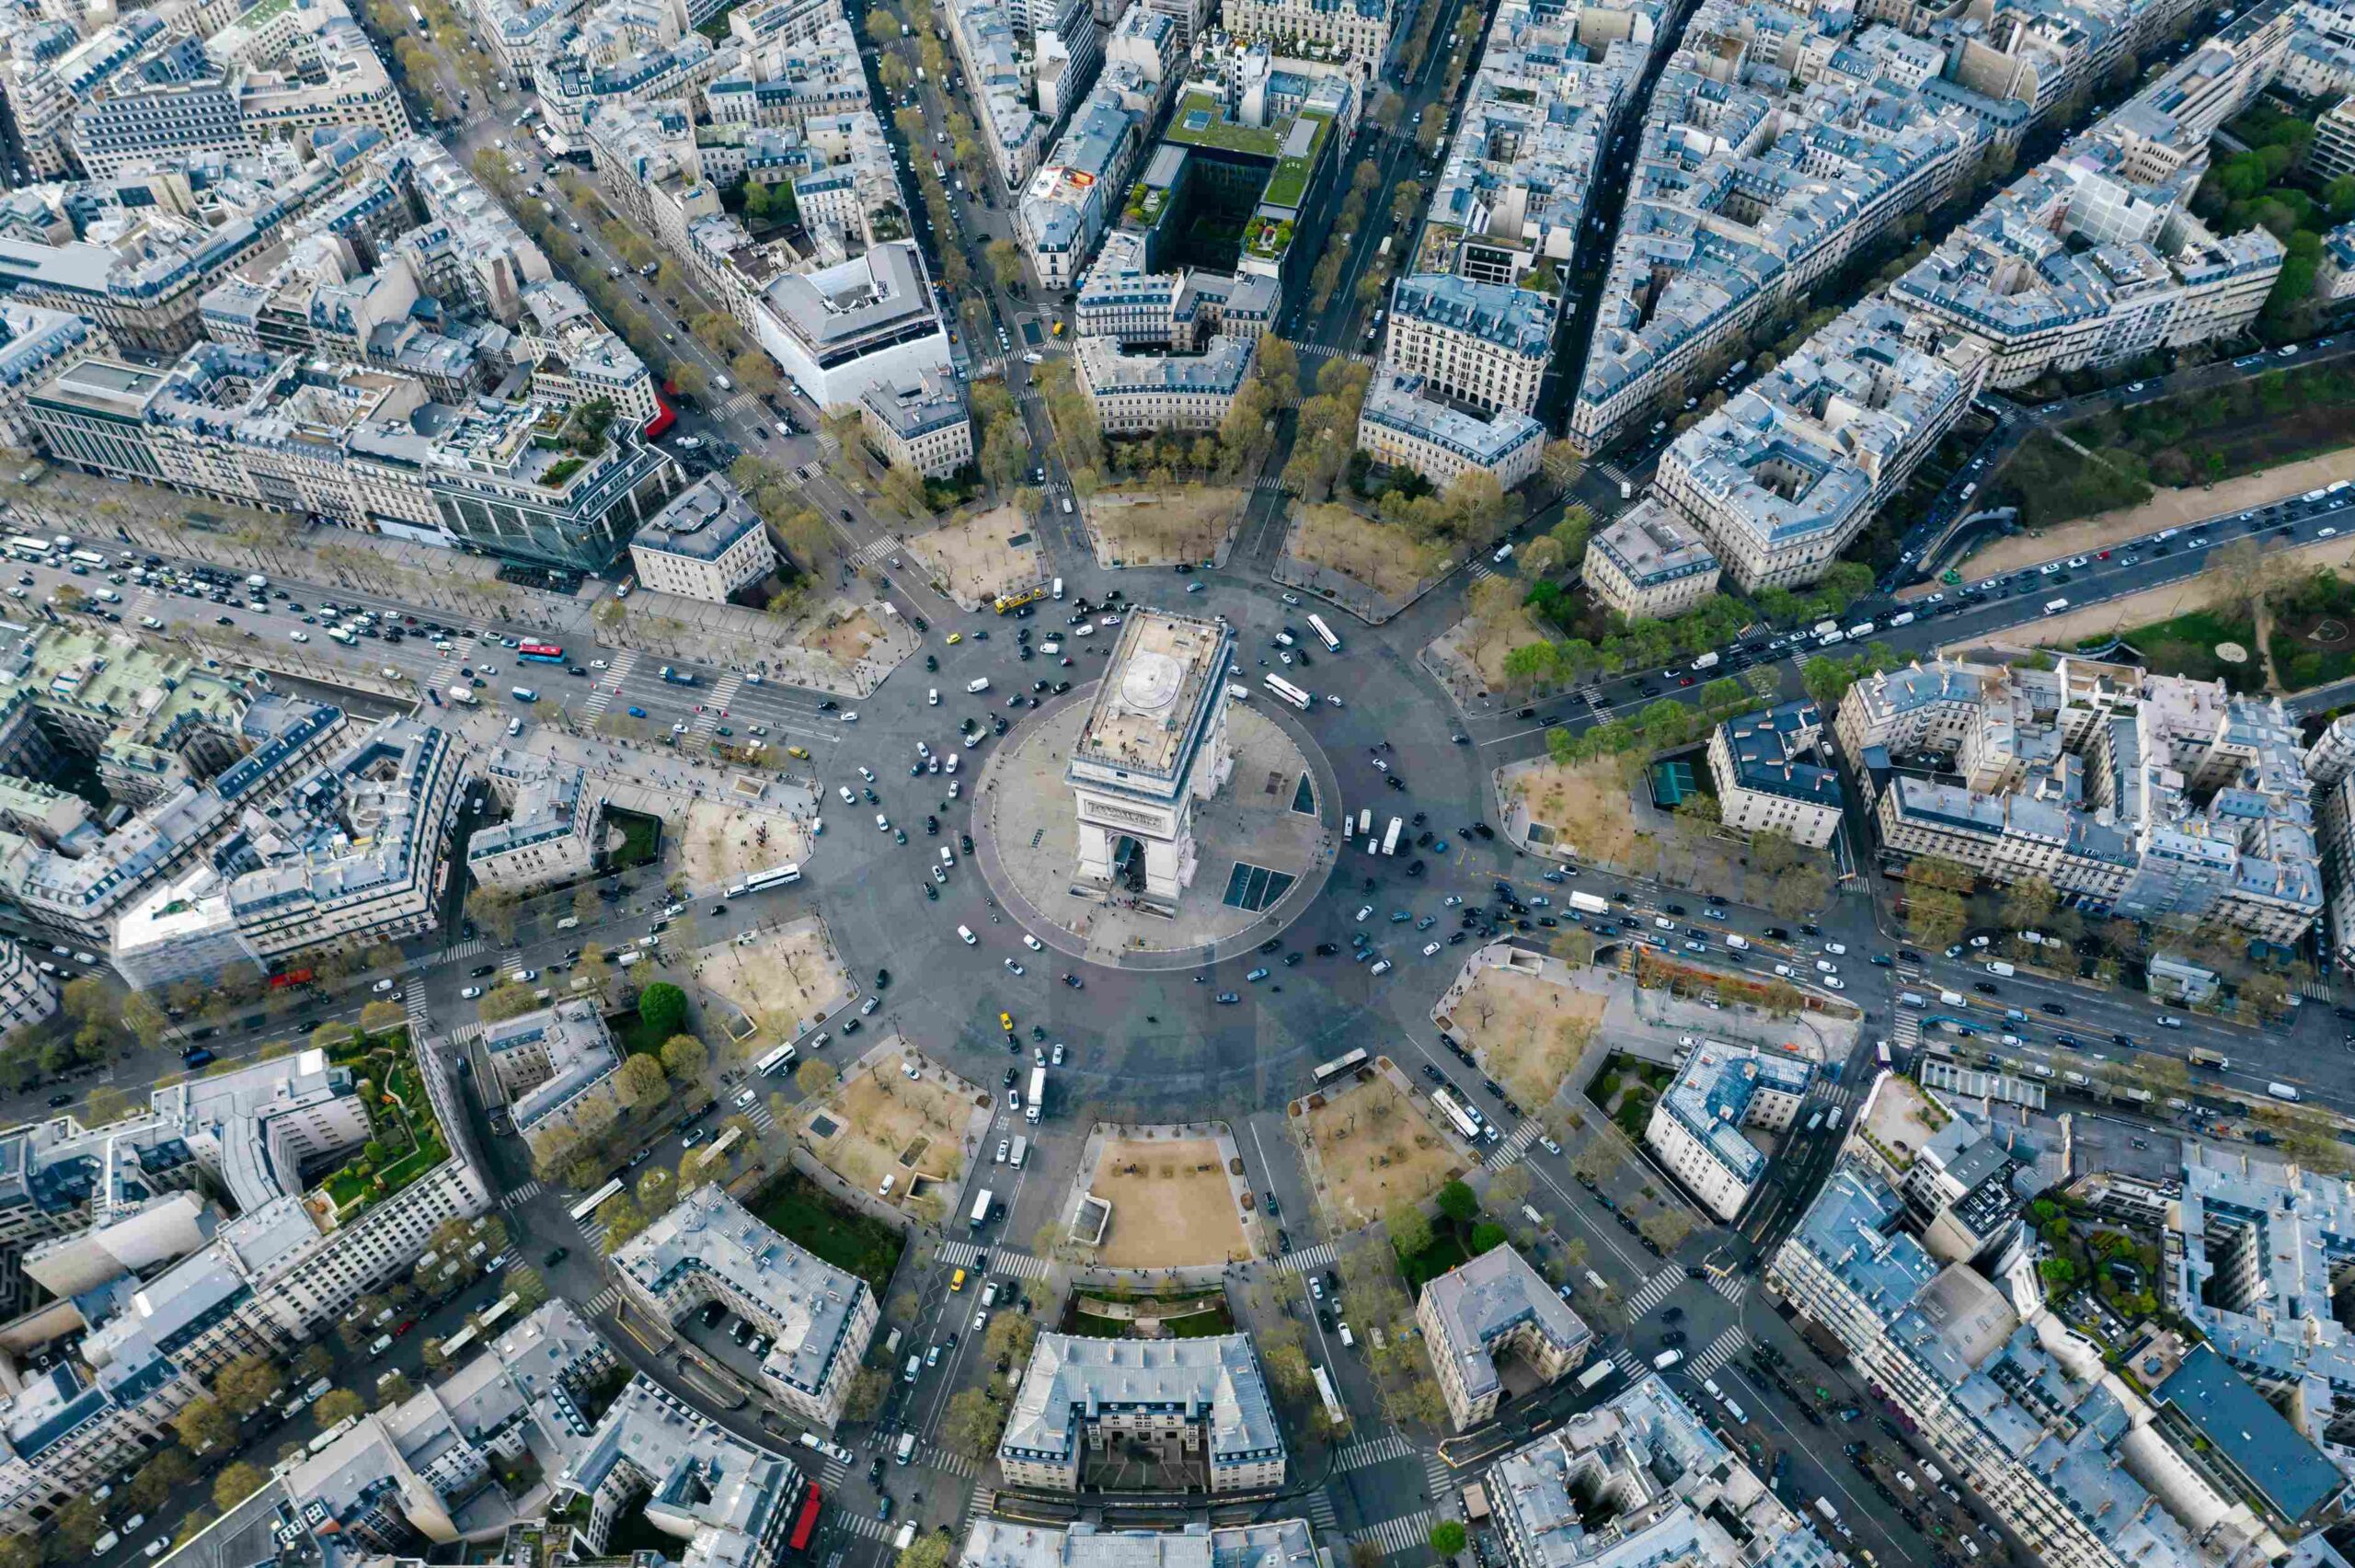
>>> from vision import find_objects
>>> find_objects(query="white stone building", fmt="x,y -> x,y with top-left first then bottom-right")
1064,609 -> 1235,904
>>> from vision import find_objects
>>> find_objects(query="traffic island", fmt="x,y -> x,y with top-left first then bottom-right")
1083,485 -> 1249,568
1060,1122 -> 1258,1274
798,1039 -> 986,1225
905,504 -> 1043,611
691,914 -> 850,1050
971,681 -> 1338,968
1289,1059 -> 1468,1232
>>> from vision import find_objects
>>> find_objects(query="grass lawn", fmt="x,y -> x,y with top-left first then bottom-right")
2106,607 -> 2264,691
613,1006 -> 667,1057
752,1169 -> 905,1297
318,1046 -> 449,1218
608,808 -> 662,870
1396,1230 -> 1469,1291
2268,569 -> 2355,690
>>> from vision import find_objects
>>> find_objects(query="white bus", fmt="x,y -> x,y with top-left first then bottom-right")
754,1043 -> 798,1076
1430,1088 -> 1481,1141
744,863 -> 801,892
1264,674 -> 1311,710
1381,817 -> 1403,856
476,1291 -> 521,1333
1311,1365 -> 1349,1430
5,536 -> 47,560
1577,1358 -> 1615,1391
66,549 -> 106,568
1307,613 -> 1340,653
569,1176 -> 626,1224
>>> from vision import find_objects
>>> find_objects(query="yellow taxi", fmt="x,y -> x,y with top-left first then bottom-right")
947,631 -> 963,645
999,1011 -> 1014,1033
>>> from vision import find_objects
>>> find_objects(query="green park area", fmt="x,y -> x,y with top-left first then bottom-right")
319,1035 -> 450,1220
752,1169 -> 904,1296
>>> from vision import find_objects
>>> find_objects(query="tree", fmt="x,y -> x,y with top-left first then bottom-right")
1350,1544 -> 1385,1568
1384,1200 -> 1432,1257
984,239 -> 1024,289
121,990 -> 170,1049
638,982 -> 688,1039
213,1352 -> 282,1415
617,1053 -> 668,1107
50,1499 -> 104,1558
595,1194 -> 649,1253
294,1344 -> 335,1383
374,1371 -> 414,1408
170,1394 -> 238,1453
2001,876 -> 2060,933
0,1532 -> 35,1568
360,1000 -> 407,1037
637,1163 -> 677,1212
1390,180 -> 1425,228
1906,887 -> 1970,951
1639,1211 -> 1693,1253
844,1367 -> 890,1422
1428,1522 -> 1467,1557
897,1533 -> 953,1568
1488,1164 -> 1532,1209
795,1059 -> 840,1098
1436,1180 -> 1478,1224
660,1033 -> 708,1082
465,886 -> 521,944
123,1447 -> 196,1515
938,1387 -> 1006,1459
213,1461 -> 267,1512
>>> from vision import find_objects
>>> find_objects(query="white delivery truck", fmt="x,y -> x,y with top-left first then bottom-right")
448,685 -> 479,705
1027,1066 -> 1045,1122
2269,1082 -> 2303,1102
969,1187 -> 994,1228
1568,890 -> 1610,916
1985,960 -> 2015,977
896,1431 -> 918,1463
1692,651 -> 1720,670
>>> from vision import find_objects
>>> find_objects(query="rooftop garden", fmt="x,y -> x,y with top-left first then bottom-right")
1166,90 -> 1282,159
1244,216 -> 1295,259
1261,109 -> 1334,214
316,1034 -> 452,1224
1123,180 -> 1168,227
540,456 -> 588,487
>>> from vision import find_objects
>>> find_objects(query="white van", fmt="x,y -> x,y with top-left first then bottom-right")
1061,498 -> 1074,514
966,677 -> 991,693
957,924 -> 978,944
1653,1349 -> 1683,1369
928,688 -> 939,705
1052,578 -> 1064,599
2044,598 -> 2070,615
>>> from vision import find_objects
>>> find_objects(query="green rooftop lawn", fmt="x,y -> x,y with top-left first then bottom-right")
1260,109 -> 1332,213
320,1038 -> 452,1221
1166,90 -> 1282,158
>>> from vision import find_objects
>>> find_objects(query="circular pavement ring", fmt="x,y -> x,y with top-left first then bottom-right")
970,682 -> 1345,972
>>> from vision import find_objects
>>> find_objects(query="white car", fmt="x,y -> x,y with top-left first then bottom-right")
138,615 -> 163,629
591,658 -> 608,670
461,986 -> 483,999
875,813 -> 890,830
839,786 -> 856,804
840,711 -> 858,723
1005,959 -> 1026,976
1422,942 -> 1442,956
1823,941 -> 1847,955
1823,976 -> 1845,990
289,629 -> 309,642
858,766 -> 875,782
995,1139 -> 1009,1163
1022,934 -> 1043,951
1539,1137 -> 1563,1155
1355,905 -> 1373,921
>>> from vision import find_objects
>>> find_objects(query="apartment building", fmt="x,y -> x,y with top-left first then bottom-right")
629,474 -> 778,604
468,748 -> 601,895
28,345 -> 684,574
1354,371 -> 1544,490
1072,231 -> 1279,350
484,1000 -> 624,1160
1769,1162 -> 2297,1568
0,940 -> 56,1033
1017,8 -> 1185,285
1580,503 -> 1721,623
1223,0 -> 1394,68
948,0 -> 1051,188
1414,1243 -> 1592,1430
1384,275 -> 1550,416
1485,1375 -> 1840,1568
557,1376 -> 812,1568
1649,301 -> 1988,591
1643,1041 -> 1811,1220
1074,330 -> 1258,433
859,370 -> 974,478
611,1185 -> 878,1429
999,1334 -> 1284,1494
1570,6 -> 1986,454
1707,700 -> 1843,849
964,1518 -> 1319,1568
2312,95 -> 2355,183
751,241 -> 955,411
1843,658 -> 2326,943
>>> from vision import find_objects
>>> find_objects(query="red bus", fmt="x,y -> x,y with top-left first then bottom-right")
644,396 -> 676,440
269,968 -> 315,990
786,1482 -> 821,1551
518,643 -> 565,664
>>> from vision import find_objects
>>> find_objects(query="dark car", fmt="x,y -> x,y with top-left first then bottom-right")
545,1247 -> 569,1267
876,968 -> 891,989
1315,942 -> 1339,956
46,1093 -> 70,1107
1422,1064 -> 1446,1083
1974,981 -> 1999,995
471,964 -> 497,978
1259,938 -> 1281,955
2039,1001 -> 2067,1016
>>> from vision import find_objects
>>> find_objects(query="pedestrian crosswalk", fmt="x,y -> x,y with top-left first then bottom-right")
1890,1007 -> 1921,1051
1279,1240 -> 1338,1274
693,672 -> 742,737
923,1446 -> 975,1478
1334,1433 -> 1415,1471
836,1513 -> 897,1542
584,1284 -> 620,1315
1486,1119 -> 1544,1166
1251,475 -> 1290,494
1608,1345 -> 1648,1380
850,537 -> 903,571
718,392 -> 763,421
1360,1509 -> 1434,1553
576,1209 -> 614,1249
403,976 -> 431,1034
1304,1488 -> 1339,1534
1626,1265 -> 1685,1319
441,935 -> 488,961
936,1241 -> 1051,1281
1708,1269 -> 1749,1306
1296,343 -> 1375,368
502,1180 -> 545,1208
1422,1451 -> 1453,1503
743,1094 -> 777,1134
1595,463 -> 1635,497
582,649 -> 637,718
1467,560 -> 1496,582
1688,1324 -> 1751,1379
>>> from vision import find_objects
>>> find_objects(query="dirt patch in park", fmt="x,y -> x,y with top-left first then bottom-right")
804,1060 -> 971,1196
695,918 -> 849,1045
1086,1138 -> 1250,1267
1086,486 -> 1247,567
1302,1074 -> 1460,1230
910,506 -> 1042,606
800,607 -> 890,665
677,799 -> 813,889
1433,605 -> 1546,692
1285,502 -> 1442,601
1498,754 -> 1647,867
1449,967 -> 1606,1108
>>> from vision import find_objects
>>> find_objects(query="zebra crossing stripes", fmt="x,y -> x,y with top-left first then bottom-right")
743,1096 -> 777,1134
576,1213 -> 612,1249
694,672 -> 742,735
850,537 -> 903,570
1687,1324 -> 1750,1379
581,649 -> 637,717
936,1242 -> 1052,1281
837,1513 -> 897,1542
965,1488 -> 997,1528
815,1456 -> 848,1488
1334,1433 -> 1414,1471
1279,1240 -> 1338,1274
1421,1453 -> 1453,1502
1708,1270 -> 1749,1306
1251,475 -> 1289,493
925,1447 -> 975,1478
1487,1119 -> 1544,1165
1609,1345 -> 1647,1380
718,393 -> 762,421
502,1180 -> 545,1207
403,977 -> 431,1032
584,1284 -> 619,1315
1626,1265 -> 1685,1319
1467,561 -> 1495,582
1304,1489 -> 1339,1534
1360,1509 -> 1434,1553
442,935 -> 487,960
1595,463 -> 1634,495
